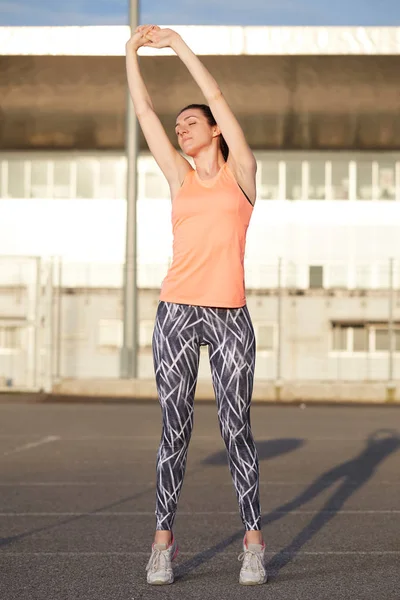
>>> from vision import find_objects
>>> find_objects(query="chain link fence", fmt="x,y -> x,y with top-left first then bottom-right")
0,256 -> 398,392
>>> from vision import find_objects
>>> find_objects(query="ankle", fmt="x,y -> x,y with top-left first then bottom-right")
154,530 -> 172,546
245,530 -> 263,546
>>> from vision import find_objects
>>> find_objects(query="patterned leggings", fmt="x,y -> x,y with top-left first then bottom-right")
152,300 -> 261,532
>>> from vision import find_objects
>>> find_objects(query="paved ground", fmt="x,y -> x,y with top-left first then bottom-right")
0,401 -> 399,600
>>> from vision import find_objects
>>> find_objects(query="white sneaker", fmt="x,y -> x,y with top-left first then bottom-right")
238,535 -> 267,585
146,536 -> 179,585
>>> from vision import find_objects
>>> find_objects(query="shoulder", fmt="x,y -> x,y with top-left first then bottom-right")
225,159 -> 257,206
226,155 -> 257,179
170,165 -> 194,201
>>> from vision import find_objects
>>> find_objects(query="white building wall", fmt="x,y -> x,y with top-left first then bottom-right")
1,151 -> 400,274
1,152 -> 399,388
1,198 -> 400,268
2,287 -> 398,386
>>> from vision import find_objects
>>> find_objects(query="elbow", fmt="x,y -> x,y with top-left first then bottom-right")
207,88 -> 223,103
242,154 -> 257,174
135,104 -> 153,119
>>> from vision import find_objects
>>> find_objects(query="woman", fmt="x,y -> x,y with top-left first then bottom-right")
125,25 -> 266,586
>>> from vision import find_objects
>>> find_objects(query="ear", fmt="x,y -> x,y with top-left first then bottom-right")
212,125 -> 221,138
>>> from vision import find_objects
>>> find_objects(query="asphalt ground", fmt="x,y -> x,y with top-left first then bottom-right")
0,401 -> 399,600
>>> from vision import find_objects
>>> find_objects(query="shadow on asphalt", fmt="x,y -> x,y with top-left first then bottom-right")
174,428 -> 400,583
0,484 -> 156,549
202,437 -> 305,466
2,428 -> 399,586
0,438 -> 302,549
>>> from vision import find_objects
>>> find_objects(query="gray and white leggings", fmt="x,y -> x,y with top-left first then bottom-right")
152,300 -> 261,532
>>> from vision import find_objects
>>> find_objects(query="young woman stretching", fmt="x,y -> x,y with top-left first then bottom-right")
126,25 -> 266,586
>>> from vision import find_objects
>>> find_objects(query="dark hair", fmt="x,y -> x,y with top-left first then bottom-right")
177,103 -> 229,162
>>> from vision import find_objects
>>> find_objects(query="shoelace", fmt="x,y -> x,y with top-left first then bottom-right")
146,547 -> 169,573
238,549 -> 264,574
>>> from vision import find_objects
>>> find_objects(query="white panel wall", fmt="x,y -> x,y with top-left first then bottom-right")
0,198 -> 399,268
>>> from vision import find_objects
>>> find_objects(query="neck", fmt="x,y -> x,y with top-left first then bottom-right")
193,147 -> 225,179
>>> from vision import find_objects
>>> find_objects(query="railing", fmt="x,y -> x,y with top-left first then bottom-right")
0,256 -> 398,391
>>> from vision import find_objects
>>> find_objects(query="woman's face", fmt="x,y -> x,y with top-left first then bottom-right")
175,108 -> 218,156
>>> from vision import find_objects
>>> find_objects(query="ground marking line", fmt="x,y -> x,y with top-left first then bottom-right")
0,435 -> 383,441
1,510 -> 399,517
1,551 -> 399,557
2,436 -> 60,457
0,480 -> 398,486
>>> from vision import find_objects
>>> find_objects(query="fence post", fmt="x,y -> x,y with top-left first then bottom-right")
386,257 -> 396,402
55,256 -> 63,382
32,257 -> 42,390
44,258 -> 54,393
275,257 -> 283,401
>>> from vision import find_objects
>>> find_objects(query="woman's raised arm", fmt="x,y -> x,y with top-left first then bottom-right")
144,27 -> 257,199
125,27 -> 192,194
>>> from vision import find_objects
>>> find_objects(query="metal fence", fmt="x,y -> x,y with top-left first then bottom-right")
0,255 -> 399,392
0,255 -> 57,391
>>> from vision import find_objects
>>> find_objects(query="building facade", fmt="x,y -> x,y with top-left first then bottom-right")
0,26 -> 399,391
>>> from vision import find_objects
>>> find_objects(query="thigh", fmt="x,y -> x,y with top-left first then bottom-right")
205,305 -> 256,422
153,301 -> 201,417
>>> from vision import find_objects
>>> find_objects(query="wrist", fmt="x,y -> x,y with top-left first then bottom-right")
126,40 -> 140,53
170,32 -> 184,52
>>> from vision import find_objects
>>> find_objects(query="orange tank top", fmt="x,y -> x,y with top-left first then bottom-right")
160,162 -> 254,308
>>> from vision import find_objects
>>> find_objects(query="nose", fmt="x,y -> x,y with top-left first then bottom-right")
177,124 -> 189,137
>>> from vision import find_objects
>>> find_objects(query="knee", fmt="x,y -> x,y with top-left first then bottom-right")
220,421 -> 252,448
159,430 -> 191,456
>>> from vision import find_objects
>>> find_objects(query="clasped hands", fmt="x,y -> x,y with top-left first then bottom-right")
127,25 -> 179,51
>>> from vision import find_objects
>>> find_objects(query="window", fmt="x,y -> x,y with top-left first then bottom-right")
0,161 -> 5,197
377,161 -> 396,200
309,266 -> 324,289
115,158 -> 127,199
53,160 -> 71,198
7,161 -> 26,198
356,161 -> 373,200
76,159 -> 95,198
353,326 -> 368,352
332,326 -> 347,351
331,324 -> 368,353
375,329 -> 400,352
285,161 -> 302,200
331,161 -> 349,200
30,160 -> 49,198
259,160 -> 279,200
0,326 -> 21,352
98,159 -> 117,199
331,323 -> 400,353
255,323 -> 275,351
308,162 -> 326,200
2,152 -> 398,203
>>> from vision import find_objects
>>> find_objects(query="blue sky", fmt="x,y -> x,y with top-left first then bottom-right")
1,0 -> 400,26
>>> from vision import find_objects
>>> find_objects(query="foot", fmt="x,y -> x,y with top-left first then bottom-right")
146,536 -> 179,585
238,535 -> 267,585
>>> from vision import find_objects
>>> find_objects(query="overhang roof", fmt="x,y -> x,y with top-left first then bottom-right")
1,25 -> 400,56
1,27 -> 400,151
